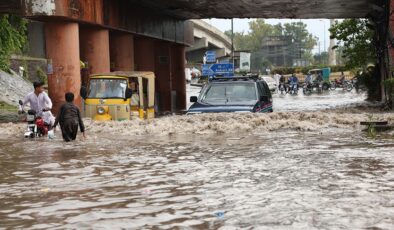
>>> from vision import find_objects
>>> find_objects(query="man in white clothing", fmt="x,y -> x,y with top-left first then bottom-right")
20,81 -> 55,126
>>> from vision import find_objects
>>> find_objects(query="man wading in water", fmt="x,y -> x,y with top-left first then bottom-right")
54,92 -> 86,141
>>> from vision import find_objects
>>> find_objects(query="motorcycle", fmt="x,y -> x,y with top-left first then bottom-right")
303,83 -> 313,95
289,83 -> 298,95
330,80 -> 353,92
18,100 -> 52,138
279,82 -> 287,94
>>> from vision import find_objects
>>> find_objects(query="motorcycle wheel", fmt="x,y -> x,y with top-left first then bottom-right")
330,82 -> 336,90
322,83 -> 330,91
345,83 -> 353,92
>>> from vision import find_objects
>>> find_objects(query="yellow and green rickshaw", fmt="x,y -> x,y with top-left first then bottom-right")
80,71 -> 155,121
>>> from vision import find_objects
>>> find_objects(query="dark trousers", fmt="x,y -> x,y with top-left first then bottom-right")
60,119 -> 79,142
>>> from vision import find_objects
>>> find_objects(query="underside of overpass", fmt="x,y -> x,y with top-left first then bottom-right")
1,0 -> 392,111
134,0 -> 374,19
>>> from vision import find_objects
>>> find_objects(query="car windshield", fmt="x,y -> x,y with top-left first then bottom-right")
201,83 -> 257,104
88,79 -> 127,98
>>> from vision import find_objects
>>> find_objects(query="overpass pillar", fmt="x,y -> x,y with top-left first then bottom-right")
171,45 -> 186,111
134,38 -> 155,71
134,38 -> 173,113
45,22 -> 81,114
79,27 -> 110,73
110,33 -> 134,71
154,41 -> 172,112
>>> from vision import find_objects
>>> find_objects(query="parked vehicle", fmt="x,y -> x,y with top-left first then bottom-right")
80,71 -> 155,121
188,76 -> 273,114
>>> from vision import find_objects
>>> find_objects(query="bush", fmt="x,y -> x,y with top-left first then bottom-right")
36,67 -> 47,83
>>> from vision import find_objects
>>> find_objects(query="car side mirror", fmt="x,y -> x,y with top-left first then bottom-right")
125,88 -> 132,100
80,86 -> 87,99
260,95 -> 269,102
18,100 -> 23,106
190,96 -> 198,103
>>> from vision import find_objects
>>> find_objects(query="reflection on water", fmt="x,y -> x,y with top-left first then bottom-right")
0,85 -> 393,229
0,130 -> 393,229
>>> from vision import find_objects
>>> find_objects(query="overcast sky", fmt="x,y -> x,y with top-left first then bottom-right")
203,18 -> 333,54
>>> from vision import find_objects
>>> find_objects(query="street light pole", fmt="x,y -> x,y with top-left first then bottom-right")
231,18 -> 234,72
319,19 -> 326,65
321,20 -> 326,53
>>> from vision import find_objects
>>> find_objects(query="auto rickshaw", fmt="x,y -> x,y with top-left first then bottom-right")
308,68 -> 331,90
80,71 -> 155,121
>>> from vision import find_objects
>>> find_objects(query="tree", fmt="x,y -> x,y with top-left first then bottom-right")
283,22 -> 316,64
313,51 -> 329,65
329,19 -> 375,69
0,14 -> 28,71
225,20 -> 316,70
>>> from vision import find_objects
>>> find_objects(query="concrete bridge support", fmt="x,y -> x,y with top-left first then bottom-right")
134,38 -> 186,113
110,33 -> 134,71
171,45 -> 187,111
79,27 -> 110,74
45,22 -> 81,114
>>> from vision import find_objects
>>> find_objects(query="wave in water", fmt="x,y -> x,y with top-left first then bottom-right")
2,110 -> 393,137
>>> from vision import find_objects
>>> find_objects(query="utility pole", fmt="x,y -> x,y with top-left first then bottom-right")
231,18 -> 235,72
328,19 -> 337,65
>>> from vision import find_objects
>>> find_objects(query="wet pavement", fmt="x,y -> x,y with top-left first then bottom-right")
0,86 -> 393,229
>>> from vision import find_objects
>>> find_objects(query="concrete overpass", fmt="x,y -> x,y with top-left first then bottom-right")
1,0 -> 391,109
186,20 -> 232,64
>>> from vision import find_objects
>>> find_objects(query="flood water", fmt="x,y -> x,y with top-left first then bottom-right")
1,87 -> 394,229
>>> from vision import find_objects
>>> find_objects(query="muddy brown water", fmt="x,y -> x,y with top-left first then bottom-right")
0,88 -> 393,229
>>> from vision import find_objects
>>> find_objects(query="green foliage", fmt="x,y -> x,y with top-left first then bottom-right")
0,15 -> 28,72
313,52 -> 329,65
36,66 -> 47,83
366,115 -> 377,139
225,19 -> 317,70
329,19 -> 375,69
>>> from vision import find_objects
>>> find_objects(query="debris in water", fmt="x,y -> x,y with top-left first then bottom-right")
39,188 -> 50,193
214,211 -> 225,219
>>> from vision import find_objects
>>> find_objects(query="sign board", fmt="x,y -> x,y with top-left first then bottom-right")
205,50 -> 216,63
239,52 -> 251,72
202,63 -> 234,77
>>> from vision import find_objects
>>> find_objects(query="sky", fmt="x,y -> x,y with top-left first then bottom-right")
203,18 -> 333,54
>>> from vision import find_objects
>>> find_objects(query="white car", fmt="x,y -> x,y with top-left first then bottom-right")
260,76 -> 277,92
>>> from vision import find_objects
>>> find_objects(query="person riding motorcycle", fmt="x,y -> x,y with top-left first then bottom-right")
279,75 -> 286,92
305,73 -> 313,85
335,71 -> 346,86
316,73 -> 323,83
289,74 -> 298,92
19,81 -> 55,127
